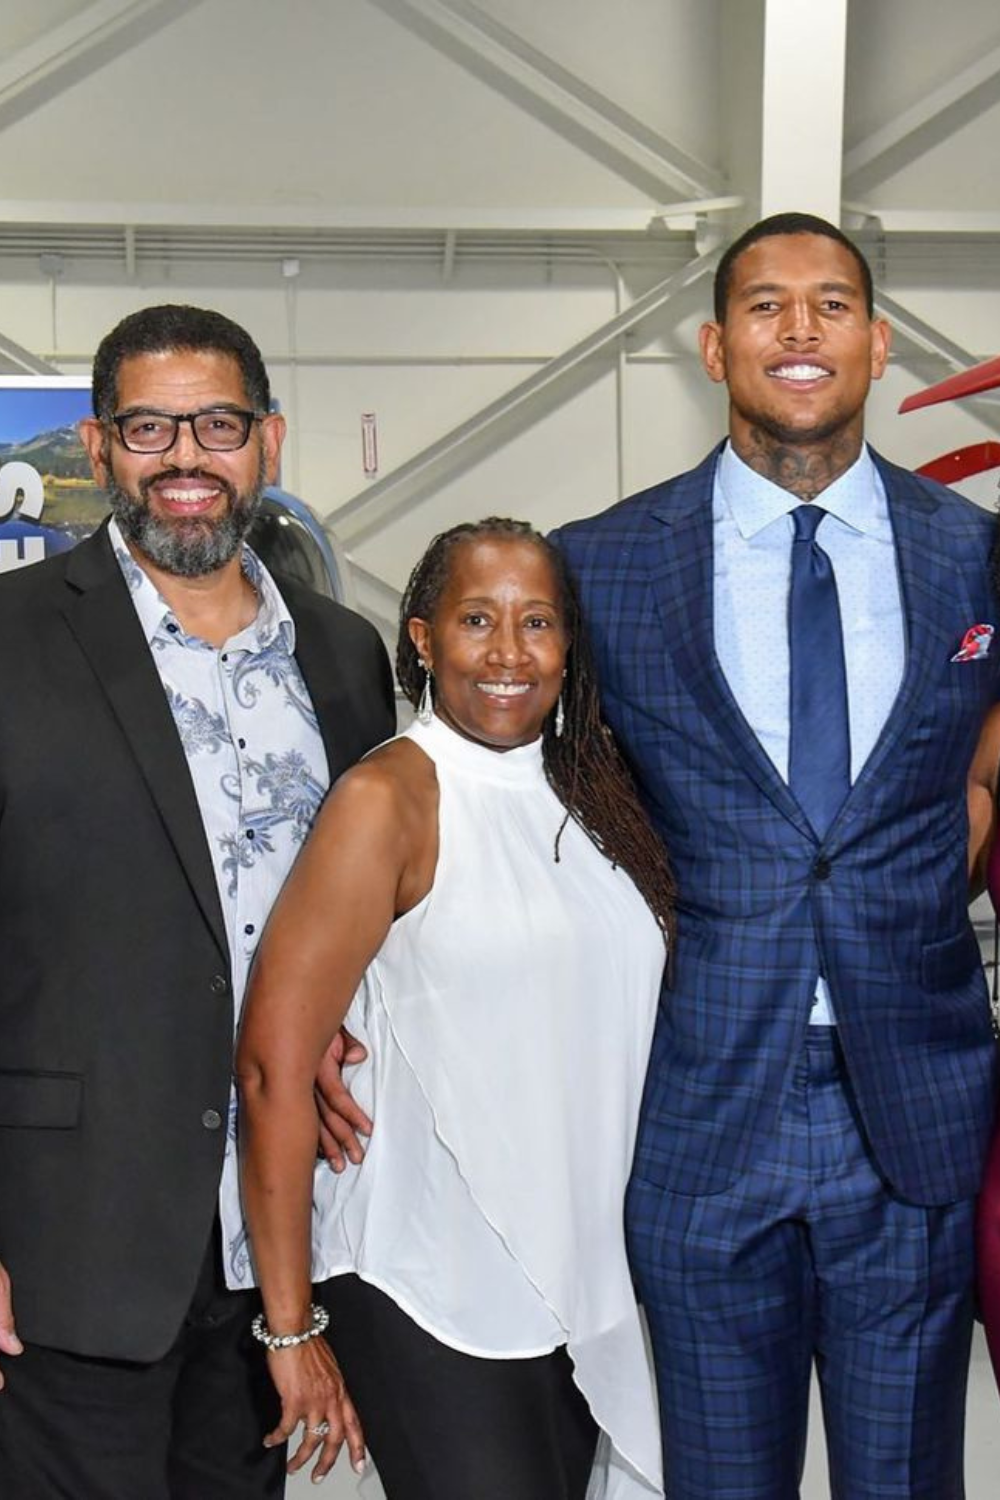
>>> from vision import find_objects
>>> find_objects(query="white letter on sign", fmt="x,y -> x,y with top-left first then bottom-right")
0,461 -> 45,521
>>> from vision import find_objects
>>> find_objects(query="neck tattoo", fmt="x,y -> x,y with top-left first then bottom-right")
737,427 -> 861,502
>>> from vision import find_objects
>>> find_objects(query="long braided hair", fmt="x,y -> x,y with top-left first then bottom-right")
397,518 -> 676,949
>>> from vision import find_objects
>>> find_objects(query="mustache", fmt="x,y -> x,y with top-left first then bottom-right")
138,466 -> 237,498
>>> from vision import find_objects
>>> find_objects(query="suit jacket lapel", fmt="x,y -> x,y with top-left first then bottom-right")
287,589 -> 363,784
829,456 -> 942,837
641,447 -> 969,847
647,450 -> 813,838
61,526 -> 229,959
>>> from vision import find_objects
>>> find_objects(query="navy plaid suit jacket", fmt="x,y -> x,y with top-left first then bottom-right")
555,444 -> 1000,1206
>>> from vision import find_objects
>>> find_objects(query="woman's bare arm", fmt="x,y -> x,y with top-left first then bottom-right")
235,743 -> 436,1476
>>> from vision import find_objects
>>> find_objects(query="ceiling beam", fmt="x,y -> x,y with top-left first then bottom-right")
0,331 -> 62,376
0,0 -> 209,133
845,208 -> 1000,234
323,246 -> 719,546
877,289 -> 1000,437
346,559 -> 404,628
0,199 -> 711,234
369,0 -> 726,202
876,289 -> 985,369
10,199 -> 1000,240
844,41 -> 1000,192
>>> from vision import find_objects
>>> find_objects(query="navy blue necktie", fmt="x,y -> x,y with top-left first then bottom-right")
788,505 -> 851,837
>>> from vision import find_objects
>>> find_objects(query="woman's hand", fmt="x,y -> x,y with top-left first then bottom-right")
0,1258 -> 24,1392
315,1027 -> 374,1172
263,1337 -> 366,1483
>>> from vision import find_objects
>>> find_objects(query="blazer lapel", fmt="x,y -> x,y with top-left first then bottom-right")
647,451 -> 813,838
287,590 -> 361,783
61,527 -> 229,959
828,458 -> 943,836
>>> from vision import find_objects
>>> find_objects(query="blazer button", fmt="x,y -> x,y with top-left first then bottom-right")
812,857 -> 832,881
210,975 -> 229,996
201,1109 -> 223,1131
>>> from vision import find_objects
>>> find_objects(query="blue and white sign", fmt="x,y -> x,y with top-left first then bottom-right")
0,376 -> 346,601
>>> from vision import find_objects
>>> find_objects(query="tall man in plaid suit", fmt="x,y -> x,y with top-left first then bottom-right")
554,214 -> 999,1498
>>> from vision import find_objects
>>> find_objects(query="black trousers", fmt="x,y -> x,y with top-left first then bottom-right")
0,1221 -> 284,1500
321,1274 -> 598,1500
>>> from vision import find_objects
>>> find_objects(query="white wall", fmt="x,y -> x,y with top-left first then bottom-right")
2,0 -> 1000,629
3,248 -> 998,614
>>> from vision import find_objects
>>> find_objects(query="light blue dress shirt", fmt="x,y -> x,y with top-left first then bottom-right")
712,442 -> 905,1023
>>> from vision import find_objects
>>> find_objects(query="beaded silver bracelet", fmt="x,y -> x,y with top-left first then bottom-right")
251,1302 -> 330,1351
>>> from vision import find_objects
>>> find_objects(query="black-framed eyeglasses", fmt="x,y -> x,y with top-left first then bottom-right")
111,407 -> 261,454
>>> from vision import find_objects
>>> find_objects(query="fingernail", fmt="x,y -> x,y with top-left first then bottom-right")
353,1454 -> 367,1475
312,1471 -> 327,1485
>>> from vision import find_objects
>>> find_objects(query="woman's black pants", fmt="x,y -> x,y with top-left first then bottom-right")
321,1274 -> 598,1500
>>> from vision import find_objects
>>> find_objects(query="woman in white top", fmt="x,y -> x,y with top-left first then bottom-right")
236,519 -> 674,1499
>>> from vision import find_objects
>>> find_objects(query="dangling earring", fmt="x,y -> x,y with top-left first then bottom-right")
417,661 -> 434,725
554,693 -> 565,739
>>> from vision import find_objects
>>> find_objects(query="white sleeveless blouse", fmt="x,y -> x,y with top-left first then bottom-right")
308,714 -> 665,1498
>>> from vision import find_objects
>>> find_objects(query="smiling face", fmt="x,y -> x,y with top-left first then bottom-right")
699,232 -> 890,469
80,347 -> 285,578
408,536 -> 569,752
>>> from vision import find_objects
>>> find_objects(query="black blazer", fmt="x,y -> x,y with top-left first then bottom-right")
0,523 -> 395,1360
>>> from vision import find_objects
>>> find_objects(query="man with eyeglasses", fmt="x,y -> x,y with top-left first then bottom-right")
0,305 -> 395,1498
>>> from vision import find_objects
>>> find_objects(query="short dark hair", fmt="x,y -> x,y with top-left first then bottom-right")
91,304 -> 271,420
713,212 -> 874,322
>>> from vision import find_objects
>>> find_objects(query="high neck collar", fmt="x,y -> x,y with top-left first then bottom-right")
407,712 -> 545,786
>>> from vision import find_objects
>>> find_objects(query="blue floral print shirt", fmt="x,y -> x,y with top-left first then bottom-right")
110,520 -> 329,1287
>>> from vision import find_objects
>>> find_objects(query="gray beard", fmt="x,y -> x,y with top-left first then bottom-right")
106,460 -> 264,578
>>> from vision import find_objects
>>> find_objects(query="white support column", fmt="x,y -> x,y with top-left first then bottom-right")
759,0 -> 848,222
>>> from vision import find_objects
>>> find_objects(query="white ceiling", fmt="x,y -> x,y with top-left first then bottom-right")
2,0 -> 1000,624
0,0 -> 719,218
0,0 -> 995,239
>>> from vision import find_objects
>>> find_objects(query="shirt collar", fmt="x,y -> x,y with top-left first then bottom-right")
717,441 -> 887,540
108,516 -> 296,653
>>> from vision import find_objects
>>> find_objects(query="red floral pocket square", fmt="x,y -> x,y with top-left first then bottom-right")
951,623 -> 995,662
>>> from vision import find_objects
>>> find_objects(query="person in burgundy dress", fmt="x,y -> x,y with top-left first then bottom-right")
969,698 -> 1000,1380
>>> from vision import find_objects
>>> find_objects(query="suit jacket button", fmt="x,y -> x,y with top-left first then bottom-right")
210,975 -> 228,996
813,857 -> 832,881
201,1109 -> 223,1131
